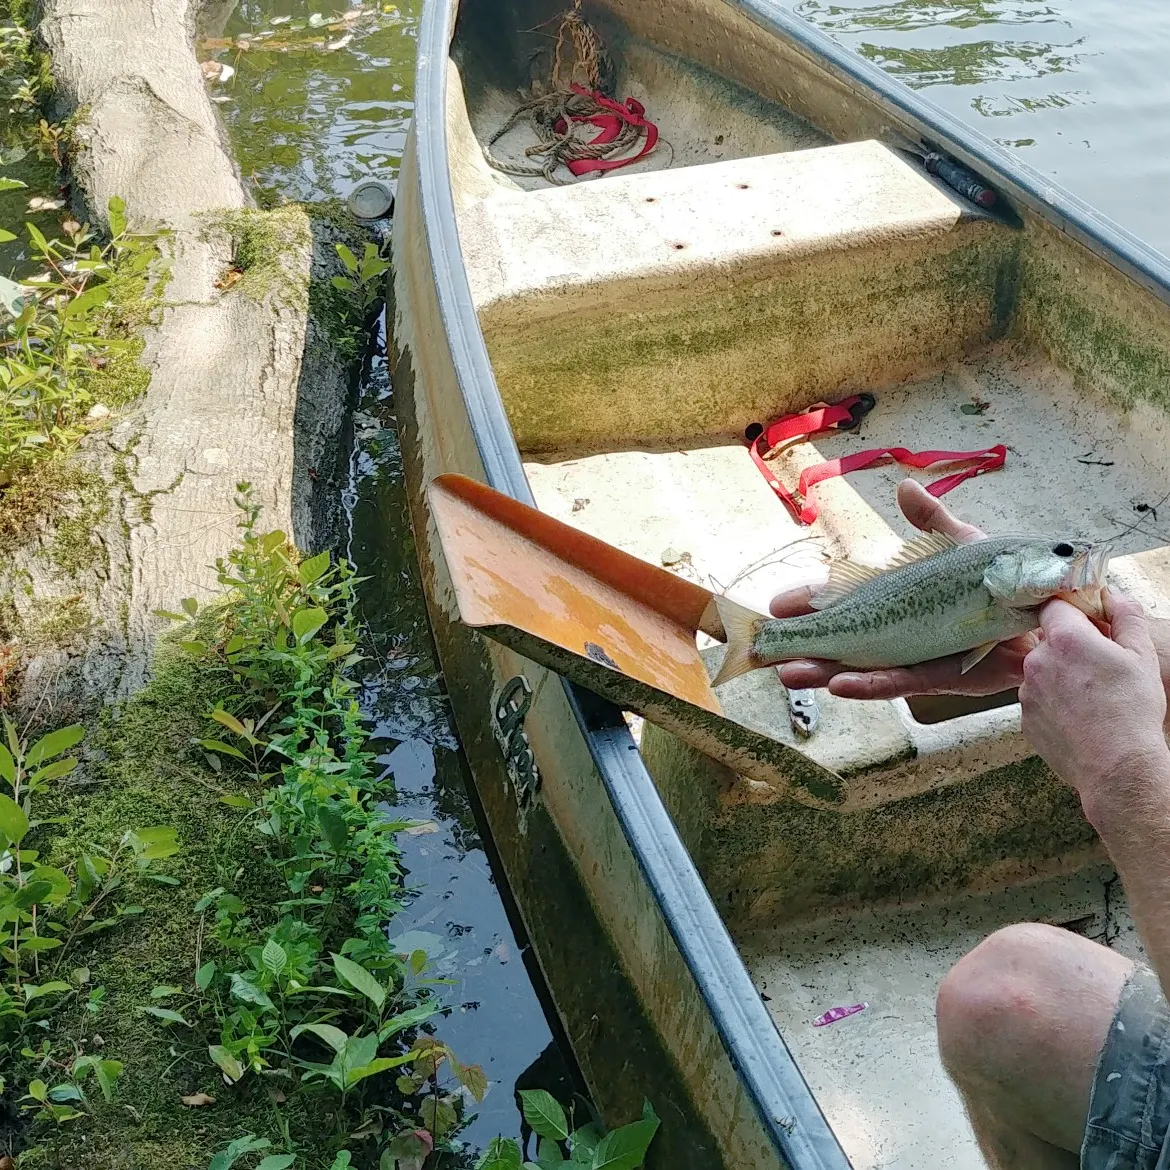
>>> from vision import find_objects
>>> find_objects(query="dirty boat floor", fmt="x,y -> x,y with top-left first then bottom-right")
524,341 -> 1170,621
738,866 -> 1142,1170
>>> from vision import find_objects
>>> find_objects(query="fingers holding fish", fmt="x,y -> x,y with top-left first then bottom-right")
1021,590 -> 1167,821
769,584 -> 817,619
777,632 -> 1035,699
896,478 -> 985,544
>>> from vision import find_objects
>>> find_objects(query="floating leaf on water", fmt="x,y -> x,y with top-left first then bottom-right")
308,12 -> 328,26
0,273 -> 24,316
200,59 -> 235,83
404,820 -> 438,836
388,929 -> 447,961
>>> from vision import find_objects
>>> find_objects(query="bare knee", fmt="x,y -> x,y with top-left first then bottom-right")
937,922 -> 1069,1086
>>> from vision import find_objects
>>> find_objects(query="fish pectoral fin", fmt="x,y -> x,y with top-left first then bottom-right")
809,557 -> 884,609
960,640 -> 1000,674
883,530 -> 960,570
712,596 -> 767,687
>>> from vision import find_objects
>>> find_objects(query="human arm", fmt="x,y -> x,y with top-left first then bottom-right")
772,478 -> 1170,701
1020,594 -> 1170,994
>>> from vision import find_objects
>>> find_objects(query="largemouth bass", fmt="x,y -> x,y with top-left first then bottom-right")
712,530 -> 1111,687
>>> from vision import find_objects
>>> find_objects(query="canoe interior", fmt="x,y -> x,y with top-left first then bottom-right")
446,2 -> 1170,1167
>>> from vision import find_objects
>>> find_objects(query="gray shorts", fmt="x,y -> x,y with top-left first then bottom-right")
1084,964 -> 1170,1170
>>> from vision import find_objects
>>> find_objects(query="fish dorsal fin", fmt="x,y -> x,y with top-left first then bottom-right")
809,557 -> 885,609
883,530 -> 959,569
808,530 -> 960,610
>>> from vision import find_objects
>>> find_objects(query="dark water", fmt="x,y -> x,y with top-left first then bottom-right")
208,0 -> 559,1153
345,332 -> 560,1151
793,0 -> 1170,256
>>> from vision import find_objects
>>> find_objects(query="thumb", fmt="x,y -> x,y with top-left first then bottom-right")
896,479 -> 984,544
1038,596 -> 1097,642
1105,588 -> 1155,656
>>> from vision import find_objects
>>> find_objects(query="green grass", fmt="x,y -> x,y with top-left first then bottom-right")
14,632 -> 339,1168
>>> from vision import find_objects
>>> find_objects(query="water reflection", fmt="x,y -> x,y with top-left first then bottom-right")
792,0 -> 1170,255
346,328 -> 557,1151
796,1 -> 1068,35
855,38 -> 1088,89
211,0 -> 420,204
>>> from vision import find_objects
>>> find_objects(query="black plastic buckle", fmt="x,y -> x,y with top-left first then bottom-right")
839,392 -> 876,431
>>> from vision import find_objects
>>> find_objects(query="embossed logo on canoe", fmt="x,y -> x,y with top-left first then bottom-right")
491,675 -> 540,810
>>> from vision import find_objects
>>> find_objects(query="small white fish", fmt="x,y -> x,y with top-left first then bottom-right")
713,531 -> 1111,686
325,33 -> 353,50
270,14 -> 292,24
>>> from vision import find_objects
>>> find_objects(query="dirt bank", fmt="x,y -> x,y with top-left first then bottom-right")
5,0 -> 350,716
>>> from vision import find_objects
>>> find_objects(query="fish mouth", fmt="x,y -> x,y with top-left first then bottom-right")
1058,542 -> 1112,619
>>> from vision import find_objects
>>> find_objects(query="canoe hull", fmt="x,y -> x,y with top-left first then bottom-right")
389,124 -> 800,1167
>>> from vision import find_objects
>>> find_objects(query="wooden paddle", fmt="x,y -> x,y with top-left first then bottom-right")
427,474 -> 848,810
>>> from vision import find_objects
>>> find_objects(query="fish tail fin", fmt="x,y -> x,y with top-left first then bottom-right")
711,596 -> 766,687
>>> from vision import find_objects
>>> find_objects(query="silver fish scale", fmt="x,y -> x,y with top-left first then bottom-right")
753,537 -> 1043,670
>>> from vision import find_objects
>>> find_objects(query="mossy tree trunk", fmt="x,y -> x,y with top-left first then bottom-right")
3,0 -> 350,722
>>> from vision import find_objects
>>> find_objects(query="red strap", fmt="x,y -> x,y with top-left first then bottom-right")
748,398 -> 1006,525
560,86 -> 659,176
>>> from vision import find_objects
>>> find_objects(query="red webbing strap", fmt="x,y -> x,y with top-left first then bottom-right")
794,445 -> 1007,525
748,397 -> 1006,525
556,86 -> 659,176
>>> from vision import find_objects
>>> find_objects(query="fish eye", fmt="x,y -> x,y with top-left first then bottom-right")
1052,542 -> 1075,557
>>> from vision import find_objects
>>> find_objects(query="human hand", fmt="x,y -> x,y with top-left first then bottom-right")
1020,591 -> 1170,826
772,479 -> 1037,699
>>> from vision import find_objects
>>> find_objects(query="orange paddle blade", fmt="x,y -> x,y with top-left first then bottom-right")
428,473 -> 723,713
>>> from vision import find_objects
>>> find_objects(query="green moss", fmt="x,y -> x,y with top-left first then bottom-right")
485,224 -> 1017,452
16,629 -> 340,1169
47,468 -> 113,578
24,592 -> 93,649
1019,253 -> 1170,414
204,205 -> 312,306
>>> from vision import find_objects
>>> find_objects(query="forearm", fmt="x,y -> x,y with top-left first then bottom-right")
1088,747 -> 1170,996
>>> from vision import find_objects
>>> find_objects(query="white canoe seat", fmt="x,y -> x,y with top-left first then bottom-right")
454,138 -> 1017,452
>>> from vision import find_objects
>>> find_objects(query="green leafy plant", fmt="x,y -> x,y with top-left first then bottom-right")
0,195 -> 168,484
477,1094 -> 660,1170
331,241 -> 389,318
0,711 -> 178,1131
20,1052 -> 123,1126
161,487 -> 487,1160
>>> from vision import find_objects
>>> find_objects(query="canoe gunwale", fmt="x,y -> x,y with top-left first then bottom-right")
413,2 -> 850,1167
733,0 -> 1170,308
